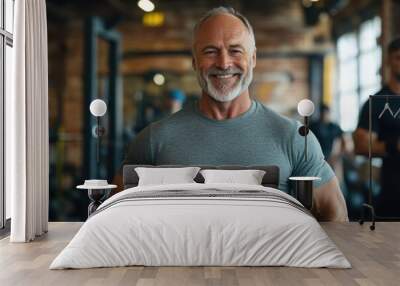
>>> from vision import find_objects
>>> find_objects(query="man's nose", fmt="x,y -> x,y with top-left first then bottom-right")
215,51 -> 232,70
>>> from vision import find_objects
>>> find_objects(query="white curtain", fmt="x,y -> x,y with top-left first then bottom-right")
7,0 -> 49,242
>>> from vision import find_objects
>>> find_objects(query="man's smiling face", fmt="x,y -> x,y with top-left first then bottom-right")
192,14 -> 256,102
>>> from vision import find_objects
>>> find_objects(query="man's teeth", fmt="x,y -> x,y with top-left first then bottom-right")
215,74 -> 235,78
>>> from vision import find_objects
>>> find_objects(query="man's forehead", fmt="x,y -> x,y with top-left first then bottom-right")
194,14 -> 251,48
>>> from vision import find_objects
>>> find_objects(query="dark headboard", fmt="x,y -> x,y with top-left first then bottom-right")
123,165 -> 280,189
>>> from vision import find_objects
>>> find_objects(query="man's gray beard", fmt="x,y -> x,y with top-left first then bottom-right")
196,63 -> 254,102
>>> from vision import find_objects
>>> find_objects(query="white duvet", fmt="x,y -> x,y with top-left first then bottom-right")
50,183 -> 351,269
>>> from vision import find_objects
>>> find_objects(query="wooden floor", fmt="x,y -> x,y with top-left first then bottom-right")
0,222 -> 399,286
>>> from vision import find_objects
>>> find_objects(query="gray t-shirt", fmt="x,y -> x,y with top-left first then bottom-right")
124,100 -> 334,193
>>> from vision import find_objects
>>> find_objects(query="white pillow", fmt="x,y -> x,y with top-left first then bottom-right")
135,167 -> 201,186
200,169 -> 266,185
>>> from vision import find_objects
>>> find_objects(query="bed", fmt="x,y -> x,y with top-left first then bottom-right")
50,165 -> 350,269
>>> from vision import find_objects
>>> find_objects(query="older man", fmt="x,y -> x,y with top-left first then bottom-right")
118,7 -> 348,221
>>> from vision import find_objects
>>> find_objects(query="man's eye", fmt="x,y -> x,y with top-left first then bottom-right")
204,50 -> 216,55
230,50 -> 242,55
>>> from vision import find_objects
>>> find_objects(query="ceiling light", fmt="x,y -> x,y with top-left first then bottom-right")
138,0 -> 155,12
153,73 -> 165,86
143,12 -> 165,27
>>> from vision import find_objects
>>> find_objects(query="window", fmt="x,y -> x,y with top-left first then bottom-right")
336,16 -> 382,132
1,0 -> 14,230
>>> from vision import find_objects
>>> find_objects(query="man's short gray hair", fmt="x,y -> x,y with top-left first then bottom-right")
192,6 -> 256,54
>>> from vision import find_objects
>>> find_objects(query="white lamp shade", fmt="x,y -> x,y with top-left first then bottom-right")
90,99 -> 107,117
297,99 -> 315,117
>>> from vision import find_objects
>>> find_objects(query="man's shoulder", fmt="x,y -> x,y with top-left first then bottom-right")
151,104 -> 197,133
254,101 -> 298,132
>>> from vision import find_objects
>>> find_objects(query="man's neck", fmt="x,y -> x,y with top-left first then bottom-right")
198,92 -> 252,120
388,77 -> 400,95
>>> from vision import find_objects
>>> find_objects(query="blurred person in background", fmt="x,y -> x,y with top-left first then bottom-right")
163,89 -> 186,115
353,37 -> 400,218
310,104 -> 347,166
134,89 -> 186,133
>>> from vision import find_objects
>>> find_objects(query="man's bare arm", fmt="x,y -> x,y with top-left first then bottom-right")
311,176 -> 348,222
353,128 -> 386,156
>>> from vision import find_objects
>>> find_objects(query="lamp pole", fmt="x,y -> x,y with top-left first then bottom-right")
97,116 -> 100,164
90,99 -> 107,169
304,116 -> 308,161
